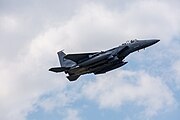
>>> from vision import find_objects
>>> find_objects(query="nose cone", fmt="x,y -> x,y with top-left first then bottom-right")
151,39 -> 160,44
144,39 -> 160,47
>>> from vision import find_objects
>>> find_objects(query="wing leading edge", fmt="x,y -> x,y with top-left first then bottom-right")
64,52 -> 98,63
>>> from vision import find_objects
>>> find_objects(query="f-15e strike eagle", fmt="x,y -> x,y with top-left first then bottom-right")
49,39 -> 160,81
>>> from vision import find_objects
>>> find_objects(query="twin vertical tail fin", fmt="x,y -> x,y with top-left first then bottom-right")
57,51 -> 66,67
49,51 -> 76,73
57,51 -> 76,67
49,51 -> 80,81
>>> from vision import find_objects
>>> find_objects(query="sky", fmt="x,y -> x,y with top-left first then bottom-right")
0,0 -> 180,120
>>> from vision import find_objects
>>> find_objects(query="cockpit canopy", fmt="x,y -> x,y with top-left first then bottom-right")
122,39 -> 137,45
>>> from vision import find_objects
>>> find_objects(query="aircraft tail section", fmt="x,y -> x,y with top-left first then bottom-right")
57,51 -> 76,67
49,67 -> 69,73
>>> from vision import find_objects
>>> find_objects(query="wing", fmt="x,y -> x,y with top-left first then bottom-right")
116,46 -> 129,58
49,67 -> 69,73
64,52 -> 98,63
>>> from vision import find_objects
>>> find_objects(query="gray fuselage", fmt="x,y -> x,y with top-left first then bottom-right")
49,39 -> 160,81
66,39 -> 160,76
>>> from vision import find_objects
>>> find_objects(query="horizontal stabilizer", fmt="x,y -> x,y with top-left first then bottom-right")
66,75 -> 80,81
49,67 -> 69,73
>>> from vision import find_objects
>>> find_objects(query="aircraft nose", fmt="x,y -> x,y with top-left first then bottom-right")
145,39 -> 160,46
152,39 -> 160,44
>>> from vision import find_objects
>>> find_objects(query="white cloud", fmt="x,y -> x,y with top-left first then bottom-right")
0,15 -> 19,32
0,1 -> 180,120
38,85 -> 81,112
0,31 -> 67,120
62,108 -> 81,120
82,70 -> 175,117
0,17 -> 72,120
119,1 -> 180,44
173,61 -> 180,89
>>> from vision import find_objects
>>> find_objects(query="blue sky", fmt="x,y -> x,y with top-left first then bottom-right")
0,0 -> 180,120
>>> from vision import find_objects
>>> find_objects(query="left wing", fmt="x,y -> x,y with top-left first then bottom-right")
64,52 -> 98,63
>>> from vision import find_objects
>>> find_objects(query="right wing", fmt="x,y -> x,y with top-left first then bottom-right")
64,52 -> 98,63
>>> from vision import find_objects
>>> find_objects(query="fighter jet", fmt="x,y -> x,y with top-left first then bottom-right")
49,39 -> 160,81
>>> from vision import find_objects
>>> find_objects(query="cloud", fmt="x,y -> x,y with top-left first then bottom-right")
82,70 -> 175,117
0,29 -> 67,120
62,108 -> 81,120
0,1 -> 180,120
0,0 -> 84,59
173,61 -> 180,89
0,15 -> 19,32
0,14 -> 74,120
